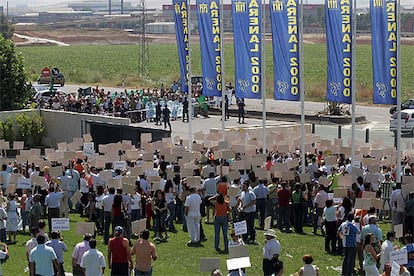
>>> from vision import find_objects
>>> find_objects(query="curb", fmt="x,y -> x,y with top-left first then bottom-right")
208,107 -> 367,125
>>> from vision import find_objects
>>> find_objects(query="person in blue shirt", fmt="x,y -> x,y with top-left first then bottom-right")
402,234 -> 414,275
338,213 -> 359,276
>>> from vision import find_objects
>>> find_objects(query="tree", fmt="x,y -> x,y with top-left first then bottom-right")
0,36 -> 33,111
0,14 -> 13,39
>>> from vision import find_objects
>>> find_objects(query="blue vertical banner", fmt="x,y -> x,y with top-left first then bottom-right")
371,0 -> 397,105
325,0 -> 353,104
197,0 -> 222,97
232,0 -> 262,99
270,0 -> 300,101
173,0 -> 190,93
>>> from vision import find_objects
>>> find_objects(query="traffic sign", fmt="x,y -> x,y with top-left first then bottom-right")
41,67 -> 51,77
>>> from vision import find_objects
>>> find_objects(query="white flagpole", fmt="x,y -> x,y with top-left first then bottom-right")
396,0 -> 401,182
221,0 -> 225,141
351,0 -> 356,171
299,0 -> 305,174
262,0 -> 267,153
187,0 -> 193,152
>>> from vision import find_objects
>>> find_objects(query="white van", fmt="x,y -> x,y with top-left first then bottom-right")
389,109 -> 414,136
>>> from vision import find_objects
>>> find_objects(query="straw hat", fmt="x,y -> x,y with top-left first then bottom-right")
264,229 -> 276,238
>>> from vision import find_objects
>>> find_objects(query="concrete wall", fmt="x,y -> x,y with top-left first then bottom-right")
39,110 -> 130,146
0,109 -> 130,147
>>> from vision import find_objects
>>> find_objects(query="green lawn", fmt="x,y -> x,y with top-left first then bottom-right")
3,213 -> 394,275
17,43 -> 414,103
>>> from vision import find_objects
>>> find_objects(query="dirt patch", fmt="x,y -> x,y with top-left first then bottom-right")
12,26 -> 414,46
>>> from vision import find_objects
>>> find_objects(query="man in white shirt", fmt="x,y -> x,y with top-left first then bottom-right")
80,239 -> 106,276
185,187 -> 202,246
380,231 -> 396,272
102,188 -> 115,244
262,229 -> 280,276
202,172 -> 220,223
45,186 -> 63,233
390,183 -> 406,232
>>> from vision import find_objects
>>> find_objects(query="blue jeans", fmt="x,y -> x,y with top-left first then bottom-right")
268,198 -> 279,226
240,212 -> 256,242
278,206 -> 290,231
131,209 -> 141,221
22,210 -> 29,232
166,202 -> 176,230
342,247 -> 356,276
214,215 -> 228,251
256,199 -> 266,228
134,267 -> 152,276
103,211 -> 111,243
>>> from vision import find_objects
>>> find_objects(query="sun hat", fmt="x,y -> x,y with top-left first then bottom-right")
114,226 -> 123,234
264,229 -> 276,238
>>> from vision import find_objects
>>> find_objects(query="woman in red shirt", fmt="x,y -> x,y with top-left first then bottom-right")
209,193 -> 230,253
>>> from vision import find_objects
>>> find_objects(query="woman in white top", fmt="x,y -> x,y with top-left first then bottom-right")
299,254 -> 319,276
6,194 -> 19,243
323,199 -> 339,254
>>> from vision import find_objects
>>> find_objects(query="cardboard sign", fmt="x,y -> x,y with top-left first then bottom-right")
264,216 -> 271,230
371,198 -> 383,210
98,170 -> 113,181
83,133 -> 93,142
234,220 -> 247,236
70,190 -> 82,207
130,167 -> 144,176
200,258 -> 220,272
333,188 -> 348,199
338,175 -> 353,188
229,245 -> 250,259
83,142 -> 95,156
32,176 -> 47,188
49,166 -> 63,178
354,198 -> 371,210
13,141 -> 24,150
318,177 -> 331,187
390,249 -> 408,265
299,173 -> 311,184
52,218 -> 70,231
186,176 -> 202,187
281,171 -> 295,181
131,219 -> 147,234
394,224 -> 403,239
76,222 -> 95,235
362,191 -> 377,199
226,257 -> 251,270
113,161 -> 127,171
107,178 -> 122,189
5,184 -> 16,194
391,261 -> 400,276
17,177 -> 32,189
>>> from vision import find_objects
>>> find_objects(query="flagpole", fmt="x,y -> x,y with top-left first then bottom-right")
350,0 -> 356,171
396,0 -> 401,182
261,0 -> 267,154
187,0 -> 193,152
220,0 -> 225,141
299,0 -> 305,174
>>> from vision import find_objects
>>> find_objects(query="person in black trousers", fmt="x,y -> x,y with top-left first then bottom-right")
237,98 -> 245,124
155,101 -> 162,125
182,97 -> 189,122
163,105 -> 171,132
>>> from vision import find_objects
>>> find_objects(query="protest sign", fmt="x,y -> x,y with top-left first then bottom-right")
390,248 -> 408,265
200,258 -> 220,272
131,219 -> 147,234
394,224 -> 403,239
264,216 -> 271,230
229,245 -> 250,259
52,218 -> 70,231
17,178 -> 31,189
234,220 -> 247,236
226,257 -> 251,270
76,222 -> 95,235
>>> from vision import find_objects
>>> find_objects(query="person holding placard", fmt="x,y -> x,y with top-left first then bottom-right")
102,188 -> 115,245
313,185 -> 328,236
152,190 -> 168,242
338,213 -> 359,276
46,231 -> 68,276
401,234 -> 414,275
363,233 -> 380,276
390,183 -> 406,233
277,183 -> 292,234
5,193 -> 19,244
323,199 -> 338,254
209,193 -> 230,253
380,232 -> 397,272
45,185 -> 63,233
253,179 -> 269,231
238,180 -> 258,244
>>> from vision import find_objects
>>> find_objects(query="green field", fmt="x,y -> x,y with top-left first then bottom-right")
17,43 -> 414,102
3,213 -> 395,275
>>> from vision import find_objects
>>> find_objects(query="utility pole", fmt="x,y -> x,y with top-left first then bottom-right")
138,0 -> 149,79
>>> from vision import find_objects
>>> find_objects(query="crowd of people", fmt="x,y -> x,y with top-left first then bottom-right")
0,143 -> 414,275
32,84 -> 243,124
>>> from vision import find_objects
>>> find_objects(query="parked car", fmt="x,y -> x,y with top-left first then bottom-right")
389,109 -> 414,136
389,98 -> 414,114
33,88 -> 66,103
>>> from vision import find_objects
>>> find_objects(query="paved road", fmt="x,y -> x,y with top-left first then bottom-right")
61,84 -> 409,149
